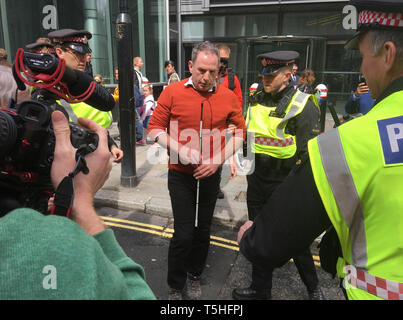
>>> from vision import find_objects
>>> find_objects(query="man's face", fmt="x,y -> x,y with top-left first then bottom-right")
262,70 -> 290,95
359,32 -> 385,99
219,49 -> 230,71
56,47 -> 86,71
135,58 -> 144,70
292,66 -> 298,74
188,51 -> 219,92
165,64 -> 174,74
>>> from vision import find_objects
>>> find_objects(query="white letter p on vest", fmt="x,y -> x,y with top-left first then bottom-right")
386,123 -> 403,152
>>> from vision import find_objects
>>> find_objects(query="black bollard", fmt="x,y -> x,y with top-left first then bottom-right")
116,0 -> 137,187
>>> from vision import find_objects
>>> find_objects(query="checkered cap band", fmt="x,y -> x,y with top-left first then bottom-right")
346,264 -> 403,300
266,59 -> 295,66
255,137 -> 294,147
53,36 -> 89,45
359,10 -> 403,28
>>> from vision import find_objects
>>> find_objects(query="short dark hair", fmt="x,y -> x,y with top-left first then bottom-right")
164,60 -> 175,68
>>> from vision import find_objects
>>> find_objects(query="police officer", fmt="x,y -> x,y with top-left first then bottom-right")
237,0 -> 403,300
47,29 -> 123,162
233,51 -> 323,300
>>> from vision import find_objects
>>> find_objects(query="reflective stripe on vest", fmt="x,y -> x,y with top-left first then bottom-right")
246,90 -> 316,159
255,136 -> 294,147
345,264 -> 403,300
316,129 -> 368,269
276,91 -> 312,138
308,89 -> 403,300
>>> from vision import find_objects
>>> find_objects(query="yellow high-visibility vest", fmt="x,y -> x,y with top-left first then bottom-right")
246,90 -> 318,159
308,90 -> 403,300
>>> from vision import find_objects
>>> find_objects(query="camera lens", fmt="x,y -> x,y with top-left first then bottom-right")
0,111 -> 18,158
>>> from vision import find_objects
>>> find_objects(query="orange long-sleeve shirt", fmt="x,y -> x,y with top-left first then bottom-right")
148,78 -> 245,174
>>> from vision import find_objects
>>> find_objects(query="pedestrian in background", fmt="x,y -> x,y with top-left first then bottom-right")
84,53 -> 94,77
290,63 -> 300,88
94,74 -> 105,86
344,78 -> 375,115
297,68 -> 316,94
148,41 -> 245,300
138,83 -> 155,144
133,56 -> 145,94
165,60 -> 180,85
0,64 -> 17,109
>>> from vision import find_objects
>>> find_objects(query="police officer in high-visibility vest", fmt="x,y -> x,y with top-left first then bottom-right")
233,51 -> 324,300
237,0 -> 403,300
48,29 -> 123,162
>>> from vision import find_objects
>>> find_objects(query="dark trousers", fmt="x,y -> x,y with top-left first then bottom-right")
167,169 -> 220,290
246,169 -> 319,292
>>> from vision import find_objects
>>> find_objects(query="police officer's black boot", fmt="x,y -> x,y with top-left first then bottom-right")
232,287 -> 271,300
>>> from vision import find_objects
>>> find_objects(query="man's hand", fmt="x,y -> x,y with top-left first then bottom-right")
193,162 -> 221,180
50,111 -> 112,235
356,82 -> 369,97
111,145 -> 124,163
237,220 -> 253,244
229,157 -> 237,179
179,144 -> 201,166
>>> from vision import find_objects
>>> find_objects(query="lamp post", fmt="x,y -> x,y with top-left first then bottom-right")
116,0 -> 137,187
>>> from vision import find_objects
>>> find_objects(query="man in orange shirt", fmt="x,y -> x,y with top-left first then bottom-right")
148,41 -> 245,300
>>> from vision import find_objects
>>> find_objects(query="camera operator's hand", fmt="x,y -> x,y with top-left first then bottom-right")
51,110 -> 112,235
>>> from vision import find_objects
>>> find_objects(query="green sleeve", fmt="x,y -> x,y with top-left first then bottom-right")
93,228 -> 156,300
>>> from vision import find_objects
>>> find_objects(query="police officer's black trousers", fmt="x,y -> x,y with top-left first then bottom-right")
167,169 -> 220,290
246,170 -> 319,292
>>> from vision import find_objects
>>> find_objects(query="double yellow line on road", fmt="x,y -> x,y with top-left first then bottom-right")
101,216 -> 321,266
101,216 -> 240,252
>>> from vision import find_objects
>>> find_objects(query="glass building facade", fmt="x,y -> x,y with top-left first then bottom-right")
0,0 -> 168,84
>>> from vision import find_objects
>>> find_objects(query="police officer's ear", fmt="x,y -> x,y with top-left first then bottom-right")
283,71 -> 292,82
382,41 -> 397,73
55,47 -> 65,60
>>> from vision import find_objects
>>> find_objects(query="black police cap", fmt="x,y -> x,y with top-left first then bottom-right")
48,29 -> 92,54
257,51 -> 299,75
345,0 -> 403,50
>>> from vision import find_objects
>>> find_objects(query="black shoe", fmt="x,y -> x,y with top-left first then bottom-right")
217,189 -> 224,199
232,287 -> 271,300
308,286 -> 325,300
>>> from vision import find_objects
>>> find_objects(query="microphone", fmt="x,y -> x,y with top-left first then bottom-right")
14,50 -> 115,111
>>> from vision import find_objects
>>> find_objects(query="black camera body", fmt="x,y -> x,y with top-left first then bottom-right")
0,98 -> 98,215
0,99 -> 98,173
